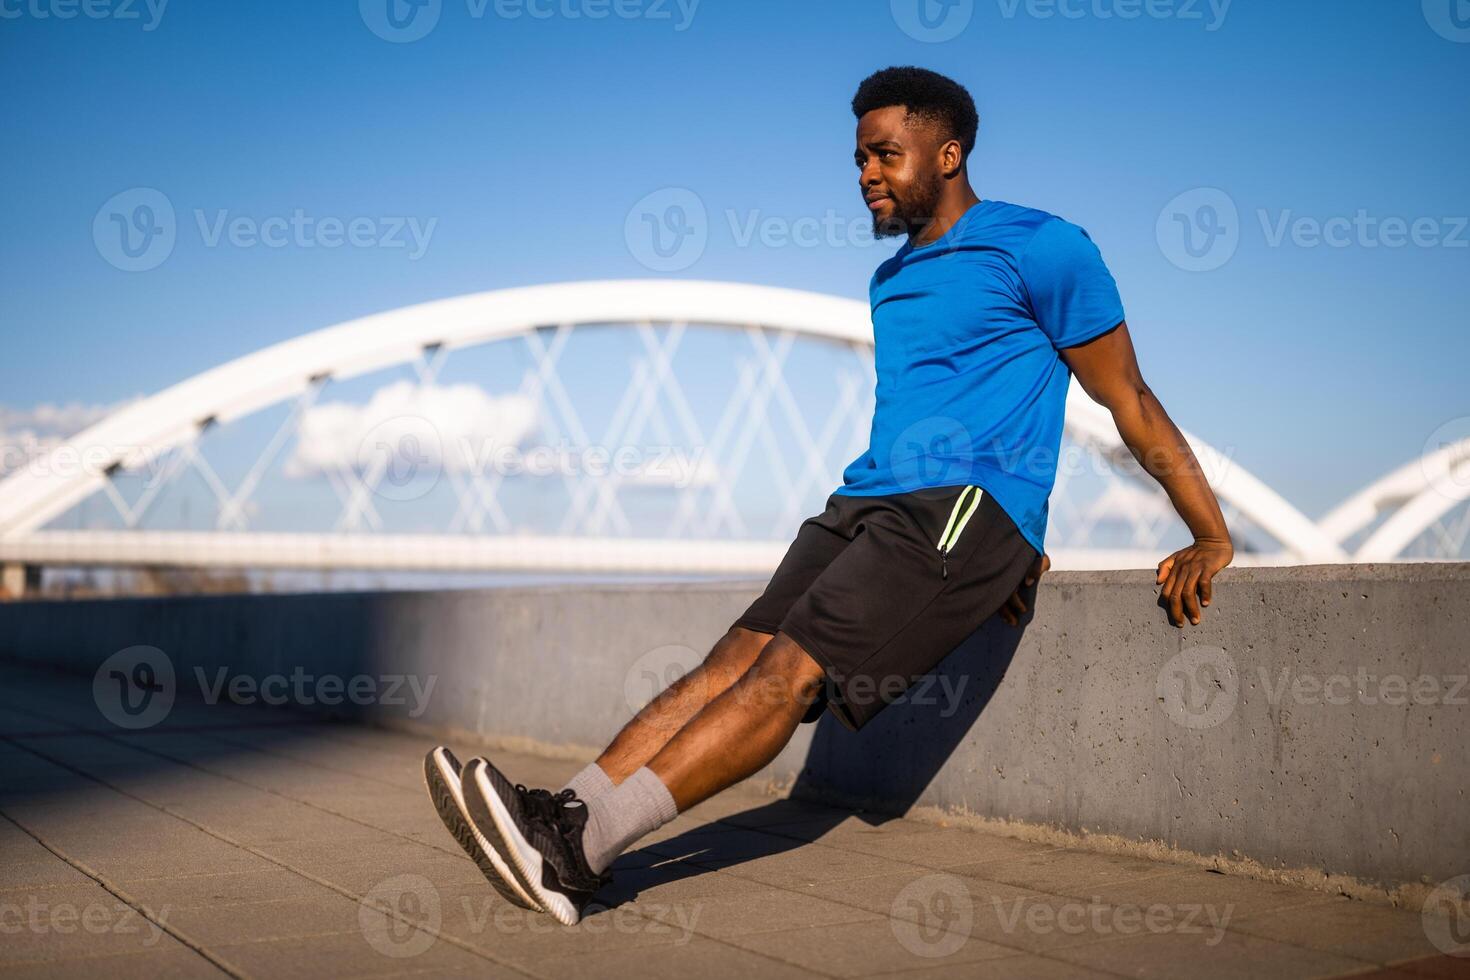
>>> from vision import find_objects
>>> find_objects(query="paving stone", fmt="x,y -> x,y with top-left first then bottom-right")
208,927 -> 522,979
532,934 -> 824,980
1230,896 -> 1448,965
863,951 -> 1121,979
0,882 -> 180,964
686,839 -> 922,889
164,895 -> 365,946
453,904 -> 694,967
1048,926 -> 1376,978
0,668 -> 1426,979
1076,866 -> 1342,919
640,885 -> 882,938
0,945 -> 230,978
722,916 -> 1018,977
952,845 -> 1187,896
118,868 -> 344,910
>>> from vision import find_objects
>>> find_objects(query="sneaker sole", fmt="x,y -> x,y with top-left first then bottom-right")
463,758 -> 582,926
423,747 -> 542,912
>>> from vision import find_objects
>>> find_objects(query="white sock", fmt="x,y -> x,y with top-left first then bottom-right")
580,767 -> 678,874
561,762 -> 614,803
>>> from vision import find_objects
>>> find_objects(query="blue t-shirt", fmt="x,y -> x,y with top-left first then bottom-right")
835,199 -> 1125,554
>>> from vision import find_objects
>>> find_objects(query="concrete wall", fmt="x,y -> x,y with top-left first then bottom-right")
2,564 -> 1466,901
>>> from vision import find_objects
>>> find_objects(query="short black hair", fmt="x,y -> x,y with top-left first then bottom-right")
851,66 -> 979,161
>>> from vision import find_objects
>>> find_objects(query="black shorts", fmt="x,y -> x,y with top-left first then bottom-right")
732,484 -> 1038,732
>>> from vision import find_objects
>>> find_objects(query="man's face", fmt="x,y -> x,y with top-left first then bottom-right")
855,105 -> 945,239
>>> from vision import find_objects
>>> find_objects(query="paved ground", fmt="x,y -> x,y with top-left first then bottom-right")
1,665 -> 1466,979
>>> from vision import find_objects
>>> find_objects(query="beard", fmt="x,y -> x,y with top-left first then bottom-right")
871,171 -> 944,240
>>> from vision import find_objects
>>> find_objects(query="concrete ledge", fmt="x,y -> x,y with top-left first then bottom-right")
2,563 -> 1466,906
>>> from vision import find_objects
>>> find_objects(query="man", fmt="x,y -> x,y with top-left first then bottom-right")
424,65 -> 1234,925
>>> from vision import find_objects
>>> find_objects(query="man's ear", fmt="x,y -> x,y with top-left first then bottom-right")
940,139 -> 965,179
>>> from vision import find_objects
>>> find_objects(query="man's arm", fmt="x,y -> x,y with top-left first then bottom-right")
1060,321 -> 1234,627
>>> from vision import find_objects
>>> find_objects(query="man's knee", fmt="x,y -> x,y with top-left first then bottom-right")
735,631 -> 826,709
704,625 -> 772,678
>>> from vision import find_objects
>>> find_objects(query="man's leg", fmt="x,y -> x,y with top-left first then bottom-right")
585,625 -> 775,784
647,631 -> 824,810
575,631 -> 824,877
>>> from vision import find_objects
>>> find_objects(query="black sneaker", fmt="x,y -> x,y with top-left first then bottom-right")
462,757 -> 610,925
422,747 -> 541,911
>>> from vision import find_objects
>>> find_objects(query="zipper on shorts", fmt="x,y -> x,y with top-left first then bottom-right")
936,485 -> 983,580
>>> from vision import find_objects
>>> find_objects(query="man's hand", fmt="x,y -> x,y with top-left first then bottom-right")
1060,323 -> 1234,630
1156,538 -> 1233,627
1000,552 -> 1050,627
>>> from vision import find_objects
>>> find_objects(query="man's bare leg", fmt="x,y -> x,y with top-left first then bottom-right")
594,625 -> 775,783
647,631 -> 825,810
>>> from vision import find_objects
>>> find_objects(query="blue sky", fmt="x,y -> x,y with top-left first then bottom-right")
2,0 -> 1467,522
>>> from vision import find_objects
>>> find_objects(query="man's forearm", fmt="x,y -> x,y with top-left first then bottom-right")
1108,386 -> 1231,544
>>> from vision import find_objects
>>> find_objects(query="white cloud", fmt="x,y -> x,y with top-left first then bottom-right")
283,380 -> 540,478
0,398 -> 139,479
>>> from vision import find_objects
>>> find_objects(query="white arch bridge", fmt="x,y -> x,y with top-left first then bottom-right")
1,280 -> 1465,591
